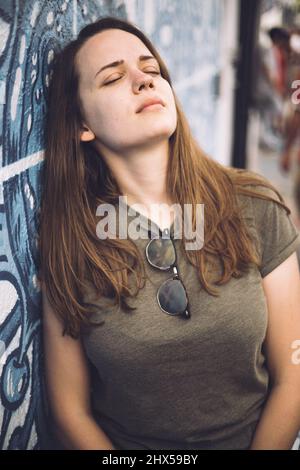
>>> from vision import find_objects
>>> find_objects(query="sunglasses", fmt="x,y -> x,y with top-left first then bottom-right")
145,228 -> 191,319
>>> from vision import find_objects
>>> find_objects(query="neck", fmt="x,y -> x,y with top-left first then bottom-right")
96,139 -> 174,208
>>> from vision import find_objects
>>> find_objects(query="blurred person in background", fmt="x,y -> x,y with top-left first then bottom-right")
253,29 -> 286,151
267,27 -> 300,173
267,27 -> 291,99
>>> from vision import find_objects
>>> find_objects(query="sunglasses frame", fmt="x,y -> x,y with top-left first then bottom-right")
145,228 -> 191,319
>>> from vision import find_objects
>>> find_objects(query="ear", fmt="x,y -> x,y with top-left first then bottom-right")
80,123 -> 95,142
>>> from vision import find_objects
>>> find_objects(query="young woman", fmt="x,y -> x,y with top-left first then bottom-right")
38,16 -> 300,450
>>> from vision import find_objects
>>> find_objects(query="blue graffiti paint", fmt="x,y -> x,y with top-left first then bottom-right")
0,0 -> 127,450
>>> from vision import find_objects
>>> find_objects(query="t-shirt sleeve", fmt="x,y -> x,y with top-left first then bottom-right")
252,187 -> 300,278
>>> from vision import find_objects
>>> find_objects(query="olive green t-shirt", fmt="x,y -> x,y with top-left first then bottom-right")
81,185 -> 300,450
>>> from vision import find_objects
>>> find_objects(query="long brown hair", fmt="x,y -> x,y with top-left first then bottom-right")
38,16 -> 290,338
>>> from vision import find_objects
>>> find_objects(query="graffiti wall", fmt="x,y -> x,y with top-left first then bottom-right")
0,0 -> 128,450
0,0 -> 223,449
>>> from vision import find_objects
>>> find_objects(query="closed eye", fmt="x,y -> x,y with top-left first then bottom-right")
103,70 -> 161,86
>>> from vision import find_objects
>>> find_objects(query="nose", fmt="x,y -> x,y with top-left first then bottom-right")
132,69 -> 154,93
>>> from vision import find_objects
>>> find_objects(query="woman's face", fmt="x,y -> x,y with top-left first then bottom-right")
75,28 -> 177,154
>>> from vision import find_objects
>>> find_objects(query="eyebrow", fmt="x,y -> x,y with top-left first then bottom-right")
94,55 -> 158,79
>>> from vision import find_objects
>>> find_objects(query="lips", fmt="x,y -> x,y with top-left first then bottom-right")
136,98 -> 165,113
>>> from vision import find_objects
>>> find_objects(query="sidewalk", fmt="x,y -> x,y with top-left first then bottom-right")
247,110 -> 300,230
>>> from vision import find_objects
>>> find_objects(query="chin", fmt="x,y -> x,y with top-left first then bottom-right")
150,121 -> 176,136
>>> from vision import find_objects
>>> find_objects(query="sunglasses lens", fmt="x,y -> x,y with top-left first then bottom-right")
157,278 -> 188,315
146,238 -> 176,269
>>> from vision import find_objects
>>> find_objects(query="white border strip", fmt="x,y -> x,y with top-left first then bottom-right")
0,150 -> 44,183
